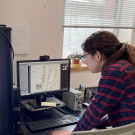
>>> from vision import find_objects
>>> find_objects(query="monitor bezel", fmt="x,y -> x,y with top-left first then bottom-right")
17,59 -> 70,99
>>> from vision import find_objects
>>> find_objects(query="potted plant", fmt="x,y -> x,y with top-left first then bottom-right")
68,52 -> 82,64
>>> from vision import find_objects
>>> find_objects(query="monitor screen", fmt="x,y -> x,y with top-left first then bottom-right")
17,59 -> 70,98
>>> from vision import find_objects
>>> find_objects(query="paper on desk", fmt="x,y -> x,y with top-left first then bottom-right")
41,102 -> 56,107
6,23 -> 30,55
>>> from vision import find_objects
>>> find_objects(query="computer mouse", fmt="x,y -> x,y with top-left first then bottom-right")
82,102 -> 89,108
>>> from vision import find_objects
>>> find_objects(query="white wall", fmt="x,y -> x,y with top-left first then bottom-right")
0,0 -> 134,89
70,72 -> 101,88
131,29 -> 135,46
117,29 -> 133,44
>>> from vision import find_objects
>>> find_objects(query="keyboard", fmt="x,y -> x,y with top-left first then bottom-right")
26,115 -> 79,131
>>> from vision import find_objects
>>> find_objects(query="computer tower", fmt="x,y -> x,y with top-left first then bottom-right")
0,25 -> 14,135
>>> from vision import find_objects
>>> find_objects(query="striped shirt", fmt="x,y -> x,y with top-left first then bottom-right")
73,60 -> 135,131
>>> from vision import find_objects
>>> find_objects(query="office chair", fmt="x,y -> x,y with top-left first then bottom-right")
70,122 -> 135,135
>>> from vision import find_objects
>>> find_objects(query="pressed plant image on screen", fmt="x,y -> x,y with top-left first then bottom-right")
30,64 -> 60,93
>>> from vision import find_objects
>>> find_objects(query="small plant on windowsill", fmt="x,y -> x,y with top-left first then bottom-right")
68,52 -> 82,64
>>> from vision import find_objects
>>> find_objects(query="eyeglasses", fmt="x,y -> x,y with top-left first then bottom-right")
80,53 -> 92,62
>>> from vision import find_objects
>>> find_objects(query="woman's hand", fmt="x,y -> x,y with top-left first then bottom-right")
51,130 -> 72,135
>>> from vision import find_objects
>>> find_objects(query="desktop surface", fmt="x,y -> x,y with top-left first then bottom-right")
20,107 -> 84,135
19,98 -> 93,135
15,59 -> 96,134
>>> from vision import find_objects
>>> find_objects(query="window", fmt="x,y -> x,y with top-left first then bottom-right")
62,28 -> 114,58
62,0 -> 135,58
63,0 -> 135,28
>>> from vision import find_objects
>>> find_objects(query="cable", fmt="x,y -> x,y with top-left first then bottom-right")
20,108 -> 33,122
0,29 -> 13,50
0,29 -> 14,59
6,126 -> 15,135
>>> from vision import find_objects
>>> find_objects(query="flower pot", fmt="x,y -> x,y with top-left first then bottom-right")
72,58 -> 80,64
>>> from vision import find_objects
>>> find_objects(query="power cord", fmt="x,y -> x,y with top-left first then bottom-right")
0,29 -> 14,59
20,107 -> 33,122
6,126 -> 15,135
14,122 -> 24,135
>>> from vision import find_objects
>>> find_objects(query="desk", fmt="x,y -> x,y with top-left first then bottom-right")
20,106 -> 86,135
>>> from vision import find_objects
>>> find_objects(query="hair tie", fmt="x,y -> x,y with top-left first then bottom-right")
116,43 -> 123,50
119,43 -> 123,46
123,43 -> 129,49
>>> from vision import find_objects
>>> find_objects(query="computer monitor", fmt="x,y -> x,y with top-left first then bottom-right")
17,59 -> 70,108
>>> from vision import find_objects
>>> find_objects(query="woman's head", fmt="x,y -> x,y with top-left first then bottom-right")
81,31 -> 135,74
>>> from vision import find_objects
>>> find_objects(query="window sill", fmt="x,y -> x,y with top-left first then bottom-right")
70,63 -> 89,72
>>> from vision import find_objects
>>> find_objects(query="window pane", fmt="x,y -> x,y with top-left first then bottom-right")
62,28 -> 114,58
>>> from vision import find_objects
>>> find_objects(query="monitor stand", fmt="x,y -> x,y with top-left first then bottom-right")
23,94 -> 65,112
28,94 -> 47,109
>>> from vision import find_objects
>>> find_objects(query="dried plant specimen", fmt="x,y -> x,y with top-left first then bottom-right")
41,65 -> 46,90
35,65 -> 60,92
36,84 -> 42,91
32,64 -> 60,93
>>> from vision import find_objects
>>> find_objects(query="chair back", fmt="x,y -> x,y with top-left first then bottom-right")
70,122 -> 135,135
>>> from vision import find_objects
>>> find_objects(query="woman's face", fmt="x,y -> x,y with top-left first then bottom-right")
84,51 -> 105,73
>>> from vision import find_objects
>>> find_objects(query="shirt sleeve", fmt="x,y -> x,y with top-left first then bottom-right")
73,67 -> 126,131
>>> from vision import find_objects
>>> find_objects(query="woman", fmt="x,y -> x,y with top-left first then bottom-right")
52,31 -> 135,135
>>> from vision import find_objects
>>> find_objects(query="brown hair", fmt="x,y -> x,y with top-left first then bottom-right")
81,31 -> 135,74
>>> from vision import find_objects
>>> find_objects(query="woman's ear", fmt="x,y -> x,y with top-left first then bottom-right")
96,51 -> 106,62
96,51 -> 102,62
